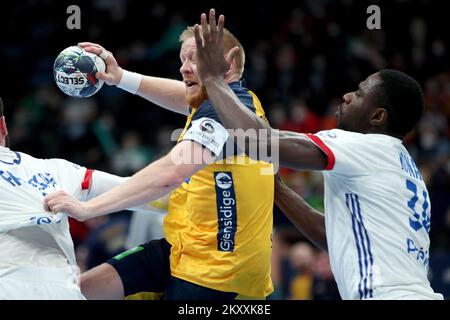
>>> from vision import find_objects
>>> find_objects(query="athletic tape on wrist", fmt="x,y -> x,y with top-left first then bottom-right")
117,70 -> 143,94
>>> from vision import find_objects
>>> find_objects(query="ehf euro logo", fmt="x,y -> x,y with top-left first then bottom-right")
200,119 -> 215,134
215,172 -> 232,189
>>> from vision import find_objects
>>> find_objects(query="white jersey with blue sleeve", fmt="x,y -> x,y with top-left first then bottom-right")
305,129 -> 443,300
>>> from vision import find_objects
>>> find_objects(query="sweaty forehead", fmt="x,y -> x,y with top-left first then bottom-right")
360,73 -> 382,92
181,38 -> 196,53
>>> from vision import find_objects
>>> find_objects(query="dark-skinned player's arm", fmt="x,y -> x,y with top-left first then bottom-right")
194,9 -> 328,171
274,173 -> 327,250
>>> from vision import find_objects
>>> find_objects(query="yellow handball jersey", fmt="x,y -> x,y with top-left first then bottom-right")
163,81 -> 274,298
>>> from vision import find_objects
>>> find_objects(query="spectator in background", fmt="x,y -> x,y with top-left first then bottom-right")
112,131 -> 154,176
288,242 -> 315,300
312,251 -> 341,300
124,194 -> 169,250
267,103 -> 288,129
280,99 -> 320,134
320,97 -> 339,130
76,214 -> 130,272
124,209 -> 165,249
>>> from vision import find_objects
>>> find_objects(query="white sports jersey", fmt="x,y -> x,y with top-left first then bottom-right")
306,129 -> 443,300
0,146 -> 91,299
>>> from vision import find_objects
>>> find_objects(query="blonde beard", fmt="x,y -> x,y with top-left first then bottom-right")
186,85 -> 208,109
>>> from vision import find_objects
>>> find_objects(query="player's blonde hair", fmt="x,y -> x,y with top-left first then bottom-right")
179,26 -> 246,77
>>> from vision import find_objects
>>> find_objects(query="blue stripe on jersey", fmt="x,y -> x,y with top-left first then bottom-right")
346,193 -> 364,299
346,193 -> 375,299
351,194 -> 370,299
355,194 -> 374,298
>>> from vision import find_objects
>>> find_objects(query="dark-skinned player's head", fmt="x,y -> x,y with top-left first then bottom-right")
337,69 -> 424,139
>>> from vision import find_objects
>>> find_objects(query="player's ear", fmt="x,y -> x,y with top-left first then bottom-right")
224,46 -> 239,79
370,108 -> 388,127
224,55 -> 235,79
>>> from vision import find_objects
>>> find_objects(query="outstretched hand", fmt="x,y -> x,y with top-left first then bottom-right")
194,9 -> 240,82
44,190 -> 93,222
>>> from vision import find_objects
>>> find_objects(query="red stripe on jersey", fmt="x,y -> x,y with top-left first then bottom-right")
81,169 -> 94,190
306,134 -> 336,170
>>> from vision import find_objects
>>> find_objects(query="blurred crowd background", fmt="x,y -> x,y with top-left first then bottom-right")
1,0 -> 449,299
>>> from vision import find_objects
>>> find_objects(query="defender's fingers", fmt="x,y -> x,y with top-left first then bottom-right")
209,9 -> 217,37
201,13 -> 210,41
194,24 -> 203,49
218,15 -> 225,40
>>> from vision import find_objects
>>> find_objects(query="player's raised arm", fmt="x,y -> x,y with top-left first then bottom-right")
194,10 -> 328,171
78,42 -> 189,115
194,11 -> 265,132
274,173 -> 327,251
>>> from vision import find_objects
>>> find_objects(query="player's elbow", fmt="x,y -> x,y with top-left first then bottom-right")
161,164 -> 190,187
157,172 -> 183,189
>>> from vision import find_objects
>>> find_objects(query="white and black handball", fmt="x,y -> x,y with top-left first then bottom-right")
53,46 -> 106,98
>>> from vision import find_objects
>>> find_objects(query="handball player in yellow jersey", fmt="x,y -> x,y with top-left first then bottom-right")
45,22 -> 274,299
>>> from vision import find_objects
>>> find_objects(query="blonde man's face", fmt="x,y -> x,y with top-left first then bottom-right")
179,38 -> 207,108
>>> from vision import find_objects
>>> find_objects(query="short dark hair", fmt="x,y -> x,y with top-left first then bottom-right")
374,69 -> 424,138
0,97 -> 3,117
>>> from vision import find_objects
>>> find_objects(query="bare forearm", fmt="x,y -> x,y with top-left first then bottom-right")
137,76 -> 189,115
87,159 -> 179,217
275,180 -> 327,251
85,141 -> 210,217
202,78 -> 328,171
86,171 -> 168,214
277,134 -> 328,171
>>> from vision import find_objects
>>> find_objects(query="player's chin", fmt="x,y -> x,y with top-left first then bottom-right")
186,86 -> 208,108
335,117 -> 345,129
336,120 -> 353,132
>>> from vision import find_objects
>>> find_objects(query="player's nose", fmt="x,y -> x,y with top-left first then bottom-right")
179,60 -> 192,75
342,92 -> 352,104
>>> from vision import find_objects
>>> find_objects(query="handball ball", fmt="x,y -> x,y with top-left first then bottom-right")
53,46 -> 106,98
